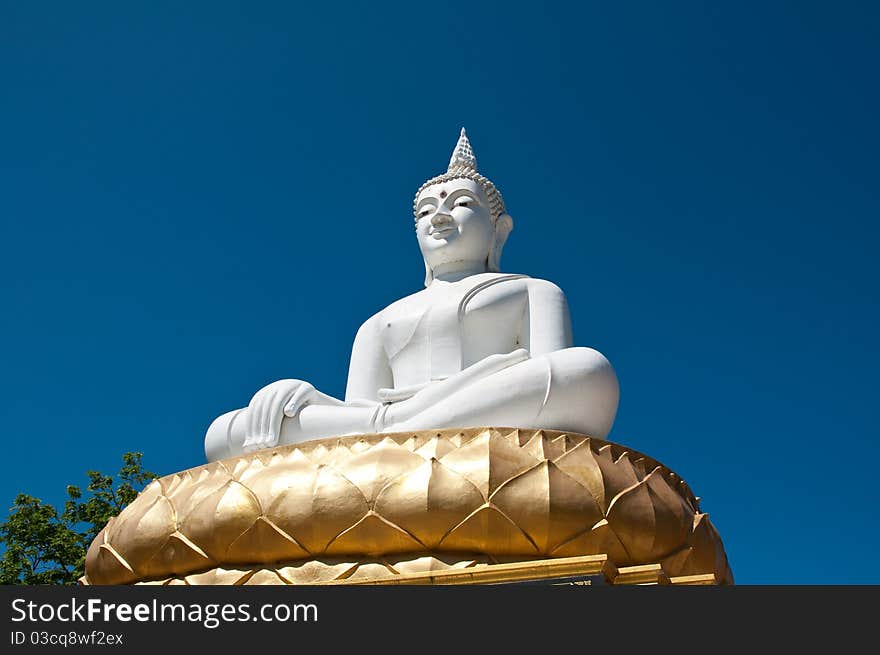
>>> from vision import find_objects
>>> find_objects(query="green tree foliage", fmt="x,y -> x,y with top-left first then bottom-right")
0,452 -> 156,585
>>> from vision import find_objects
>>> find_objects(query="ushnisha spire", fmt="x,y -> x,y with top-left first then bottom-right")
448,127 -> 477,172
414,128 -> 506,222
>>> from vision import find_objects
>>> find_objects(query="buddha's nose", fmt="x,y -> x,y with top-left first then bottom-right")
431,211 -> 453,227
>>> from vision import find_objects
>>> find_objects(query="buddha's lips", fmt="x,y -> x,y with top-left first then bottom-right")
430,226 -> 456,238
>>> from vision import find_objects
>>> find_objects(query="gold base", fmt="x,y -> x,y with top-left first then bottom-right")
82,428 -> 733,585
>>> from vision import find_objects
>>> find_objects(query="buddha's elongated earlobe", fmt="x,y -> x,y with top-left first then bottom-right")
488,213 -> 513,272
423,258 -> 434,287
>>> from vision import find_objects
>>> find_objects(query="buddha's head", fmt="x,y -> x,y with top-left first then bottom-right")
414,129 -> 513,286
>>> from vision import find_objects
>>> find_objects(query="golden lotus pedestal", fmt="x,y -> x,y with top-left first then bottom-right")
81,428 -> 733,586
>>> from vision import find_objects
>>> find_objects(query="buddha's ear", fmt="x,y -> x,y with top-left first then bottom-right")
423,258 -> 434,287
488,213 -> 513,272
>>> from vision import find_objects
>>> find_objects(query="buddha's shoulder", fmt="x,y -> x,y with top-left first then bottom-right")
359,275 -> 566,321
523,276 -> 567,296
356,288 -> 427,330
380,287 -> 428,313
480,273 -> 566,297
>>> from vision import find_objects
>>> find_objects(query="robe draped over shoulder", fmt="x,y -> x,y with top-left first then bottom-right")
379,274 -> 529,398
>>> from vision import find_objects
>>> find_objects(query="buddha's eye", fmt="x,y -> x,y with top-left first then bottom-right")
454,197 -> 475,208
417,206 -> 435,218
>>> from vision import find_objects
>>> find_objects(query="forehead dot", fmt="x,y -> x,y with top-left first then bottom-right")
439,190 -> 447,198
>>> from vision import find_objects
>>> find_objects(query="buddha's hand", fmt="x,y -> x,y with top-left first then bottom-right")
242,379 -> 317,452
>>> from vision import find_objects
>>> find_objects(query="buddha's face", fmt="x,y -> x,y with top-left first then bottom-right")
415,178 -> 495,275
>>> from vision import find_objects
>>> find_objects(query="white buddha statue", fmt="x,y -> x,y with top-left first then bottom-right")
205,129 -> 619,462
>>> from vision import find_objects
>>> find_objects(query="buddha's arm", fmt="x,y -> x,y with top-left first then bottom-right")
524,279 -> 574,355
241,378 -> 348,452
344,313 -> 393,405
235,317 -> 388,453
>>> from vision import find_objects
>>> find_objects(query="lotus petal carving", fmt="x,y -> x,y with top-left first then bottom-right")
81,428 -> 730,585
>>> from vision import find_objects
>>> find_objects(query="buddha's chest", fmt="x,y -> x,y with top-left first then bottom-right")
379,276 -> 528,386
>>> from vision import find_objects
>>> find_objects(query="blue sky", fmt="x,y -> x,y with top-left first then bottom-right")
1,2 -> 877,584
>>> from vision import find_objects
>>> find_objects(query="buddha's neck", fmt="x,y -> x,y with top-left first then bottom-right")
431,260 -> 488,283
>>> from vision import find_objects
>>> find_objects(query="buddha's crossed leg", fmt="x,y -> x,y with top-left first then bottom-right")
205,347 -> 618,461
